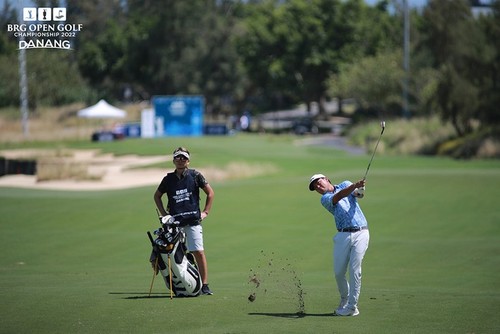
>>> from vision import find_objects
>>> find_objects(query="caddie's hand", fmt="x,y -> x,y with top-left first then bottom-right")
161,215 -> 174,225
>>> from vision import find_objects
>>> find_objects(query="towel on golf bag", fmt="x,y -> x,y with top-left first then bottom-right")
148,218 -> 202,297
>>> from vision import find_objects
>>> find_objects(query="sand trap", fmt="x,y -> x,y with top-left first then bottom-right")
0,149 -> 277,191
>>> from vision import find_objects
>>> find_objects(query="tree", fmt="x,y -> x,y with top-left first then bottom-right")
329,49 -> 405,118
65,0 -> 130,100
475,1 -> 500,128
0,1 -> 92,108
73,0 -> 245,115
0,1 -> 22,107
420,0 -> 493,136
0,0 -> 17,55
233,0 -> 288,112
27,50 -> 92,108
326,0 -> 403,116
237,0 -> 400,115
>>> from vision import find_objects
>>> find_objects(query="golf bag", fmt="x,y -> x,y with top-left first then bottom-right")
147,215 -> 202,297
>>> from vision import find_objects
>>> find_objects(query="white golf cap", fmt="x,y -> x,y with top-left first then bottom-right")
309,173 -> 326,191
173,150 -> 190,160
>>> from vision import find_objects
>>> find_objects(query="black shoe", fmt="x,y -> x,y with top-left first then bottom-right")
201,284 -> 213,295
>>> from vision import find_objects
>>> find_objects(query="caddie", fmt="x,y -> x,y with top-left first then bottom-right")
153,147 -> 215,295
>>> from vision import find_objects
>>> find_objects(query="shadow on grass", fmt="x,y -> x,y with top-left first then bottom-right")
248,312 -> 333,319
109,292 -> 202,300
109,292 -> 170,300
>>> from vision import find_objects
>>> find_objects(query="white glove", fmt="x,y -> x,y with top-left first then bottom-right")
161,215 -> 174,225
356,186 -> 365,196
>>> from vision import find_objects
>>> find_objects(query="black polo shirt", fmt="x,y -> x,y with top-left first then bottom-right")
157,169 -> 207,226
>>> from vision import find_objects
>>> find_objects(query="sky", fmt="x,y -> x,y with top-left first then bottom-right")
1,0 -> 34,9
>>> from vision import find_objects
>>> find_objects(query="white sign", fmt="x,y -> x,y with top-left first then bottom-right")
6,6 -> 83,50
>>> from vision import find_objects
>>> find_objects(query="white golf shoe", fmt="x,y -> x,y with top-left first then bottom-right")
335,298 -> 347,314
334,306 -> 359,316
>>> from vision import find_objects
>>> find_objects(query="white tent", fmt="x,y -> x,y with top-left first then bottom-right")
77,99 -> 126,119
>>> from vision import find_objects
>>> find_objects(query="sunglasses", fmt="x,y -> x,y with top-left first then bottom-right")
174,155 -> 189,161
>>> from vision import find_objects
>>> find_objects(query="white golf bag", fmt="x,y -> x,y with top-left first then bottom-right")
148,215 -> 202,297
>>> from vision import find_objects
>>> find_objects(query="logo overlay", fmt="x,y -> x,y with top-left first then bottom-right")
7,7 -> 83,50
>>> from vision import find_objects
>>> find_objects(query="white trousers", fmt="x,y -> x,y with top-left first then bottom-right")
333,230 -> 370,308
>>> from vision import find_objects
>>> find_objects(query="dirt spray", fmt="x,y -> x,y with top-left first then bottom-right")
247,250 -> 305,316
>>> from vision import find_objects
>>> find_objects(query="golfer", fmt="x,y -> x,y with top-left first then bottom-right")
309,174 -> 369,316
154,147 -> 215,295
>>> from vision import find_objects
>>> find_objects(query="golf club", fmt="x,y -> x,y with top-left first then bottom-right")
362,121 -> 386,181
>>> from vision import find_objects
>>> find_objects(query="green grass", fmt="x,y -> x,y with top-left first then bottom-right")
1,134 -> 499,334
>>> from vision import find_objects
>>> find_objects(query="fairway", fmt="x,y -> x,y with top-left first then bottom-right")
1,134 -> 499,334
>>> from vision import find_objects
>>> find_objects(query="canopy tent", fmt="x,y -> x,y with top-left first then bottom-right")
77,100 -> 126,119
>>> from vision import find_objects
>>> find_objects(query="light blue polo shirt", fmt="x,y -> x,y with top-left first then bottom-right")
320,180 -> 368,231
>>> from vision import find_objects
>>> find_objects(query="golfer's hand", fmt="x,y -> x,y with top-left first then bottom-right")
355,179 -> 366,188
201,211 -> 209,220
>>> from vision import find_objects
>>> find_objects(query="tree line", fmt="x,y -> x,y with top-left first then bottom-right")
0,0 -> 499,138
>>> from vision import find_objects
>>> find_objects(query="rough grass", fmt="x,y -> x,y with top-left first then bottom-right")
0,149 -> 102,182
36,157 -> 97,182
348,116 -> 455,155
0,103 -> 145,143
200,161 -> 280,181
348,116 -> 500,158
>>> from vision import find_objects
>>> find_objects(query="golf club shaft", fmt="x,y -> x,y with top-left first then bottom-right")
363,126 -> 385,180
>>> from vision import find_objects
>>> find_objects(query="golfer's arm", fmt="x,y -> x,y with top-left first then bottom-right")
333,185 -> 355,204
153,190 -> 168,216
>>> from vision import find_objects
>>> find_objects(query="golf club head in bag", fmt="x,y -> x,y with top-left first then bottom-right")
148,215 -> 202,297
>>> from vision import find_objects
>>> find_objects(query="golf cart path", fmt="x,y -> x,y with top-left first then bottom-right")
295,135 -> 365,155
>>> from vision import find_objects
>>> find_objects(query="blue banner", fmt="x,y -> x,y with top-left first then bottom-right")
152,96 -> 204,136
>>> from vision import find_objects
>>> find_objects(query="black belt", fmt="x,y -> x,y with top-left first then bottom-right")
338,226 -> 368,233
